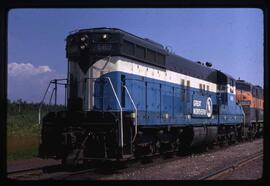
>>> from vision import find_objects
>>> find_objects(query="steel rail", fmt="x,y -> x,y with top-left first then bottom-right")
198,151 -> 263,180
7,163 -> 61,178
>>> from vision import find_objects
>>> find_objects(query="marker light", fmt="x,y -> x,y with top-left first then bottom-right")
131,112 -> 136,119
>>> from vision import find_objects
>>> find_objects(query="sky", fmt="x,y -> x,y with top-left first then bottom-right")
8,8 -> 264,103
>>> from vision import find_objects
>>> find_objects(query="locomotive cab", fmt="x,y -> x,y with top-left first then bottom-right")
216,71 -> 244,118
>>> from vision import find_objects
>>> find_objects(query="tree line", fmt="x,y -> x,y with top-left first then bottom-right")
7,98 -> 66,115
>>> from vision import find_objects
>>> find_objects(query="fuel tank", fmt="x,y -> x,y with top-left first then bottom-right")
190,126 -> 218,147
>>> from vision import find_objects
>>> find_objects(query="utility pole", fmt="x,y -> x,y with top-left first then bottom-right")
18,98 -> 22,113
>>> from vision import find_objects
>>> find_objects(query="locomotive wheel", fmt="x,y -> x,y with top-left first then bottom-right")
247,128 -> 255,141
62,156 -> 76,167
193,144 -> 207,153
228,132 -> 236,145
159,141 -> 170,155
149,143 -> 157,155
62,149 -> 84,166
219,136 -> 228,147
207,141 -> 215,150
178,142 -> 191,156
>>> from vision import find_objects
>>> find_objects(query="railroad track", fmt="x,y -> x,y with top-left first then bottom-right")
50,141 -> 262,180
8,167 -> 47,180
7,139 -> 262,180
6,152 -> 202,180
7,162 -> 99,180
198,151 -> 263,180
7,164 -> 61,180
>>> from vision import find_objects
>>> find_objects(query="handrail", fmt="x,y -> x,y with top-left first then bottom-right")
106,77 -> 123,148
49,88 -> 55,106
38,79 -> 68,125
38,82 -> 51,125
123,85 -> 138,142
84,77 -> 123,148
241,108 -> 246,138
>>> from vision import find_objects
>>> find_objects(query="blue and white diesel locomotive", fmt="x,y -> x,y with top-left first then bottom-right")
38,28 -> 245,165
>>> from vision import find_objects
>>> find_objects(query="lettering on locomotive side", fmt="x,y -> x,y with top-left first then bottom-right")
192,97 -> 212,117
193,108 -> 207,115
193,99 -> 206,116
193,100 -> 202,107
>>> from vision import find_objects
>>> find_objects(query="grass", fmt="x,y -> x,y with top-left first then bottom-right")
7,102 -> 64,161
7,135 -> 40,160
7,110 -> 42,161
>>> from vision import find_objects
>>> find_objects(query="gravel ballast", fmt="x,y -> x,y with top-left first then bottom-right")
97,139 -> 263,180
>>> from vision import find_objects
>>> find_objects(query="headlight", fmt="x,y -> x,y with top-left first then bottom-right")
80,34 -> 88,42
102,34 -> 108,40
80,37 -> 86,41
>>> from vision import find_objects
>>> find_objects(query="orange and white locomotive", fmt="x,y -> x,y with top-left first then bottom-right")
236,80 -> 263,138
